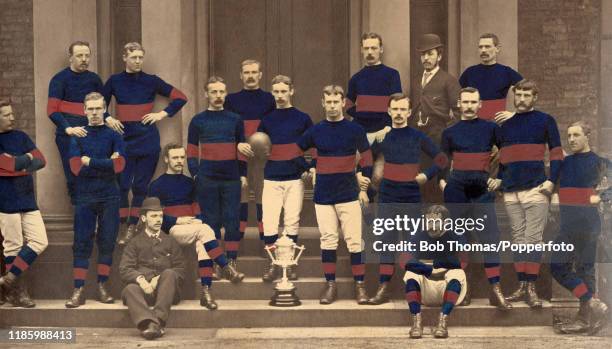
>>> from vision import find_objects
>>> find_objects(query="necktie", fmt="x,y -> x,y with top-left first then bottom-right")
422,71 -> 432,87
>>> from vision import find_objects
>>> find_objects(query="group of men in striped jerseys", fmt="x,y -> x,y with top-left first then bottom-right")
0,30 -> 609,339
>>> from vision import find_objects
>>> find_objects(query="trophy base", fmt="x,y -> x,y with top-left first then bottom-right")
269,289 -> 301,307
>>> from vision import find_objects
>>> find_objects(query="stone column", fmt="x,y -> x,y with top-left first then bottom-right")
600,0 -> 612,158
33,0 -> 98,226
141,0 -> 199,163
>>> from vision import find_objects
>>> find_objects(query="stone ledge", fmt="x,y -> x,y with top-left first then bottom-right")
0,299 -> 553,328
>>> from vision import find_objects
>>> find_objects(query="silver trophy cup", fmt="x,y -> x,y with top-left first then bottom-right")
265,235 -> 305,306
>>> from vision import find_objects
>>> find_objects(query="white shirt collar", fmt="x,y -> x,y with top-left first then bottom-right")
145,229 -> 160,240
422,66 -> 440,85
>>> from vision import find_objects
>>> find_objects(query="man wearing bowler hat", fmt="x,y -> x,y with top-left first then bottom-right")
410,34 -> 460,203
119,197 -> 185,340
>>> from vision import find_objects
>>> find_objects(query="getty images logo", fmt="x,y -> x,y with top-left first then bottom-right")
372,214 -> 487,236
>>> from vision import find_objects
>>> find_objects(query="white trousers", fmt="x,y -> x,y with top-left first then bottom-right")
403,269 -> 468,306
169,223 -> 216,261
503,187 -> 550,245
262,179 -> 304,237
0,210 -> 48,256
315,200 -> 363,253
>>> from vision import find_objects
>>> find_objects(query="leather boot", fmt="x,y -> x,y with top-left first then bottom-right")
409,313 -> 423,339
505,281 -> 527,302
98,282 -> 114,303
368,282 -> 391,305
141,321 -> 161,340
8,279 -> 35,308
286,265 -> 298,281
587,297 -> 610,335
319,281 -> 337,304
212,264 -> 223,281
433,313 -> 449,338
223,260 -> 245,283
0,272 -> 16,288
261,262 -> 278,283
526,282 -> 542,308
0,273 -> 8,305
354,280 -> 369,305
158,319 -> 166,337
490,283 -> 512,310
558,301 -> 589,334
117,224 -> 137,245
65,287 -> 86,308
0,273 -> 16,304
200,285 -> 218,310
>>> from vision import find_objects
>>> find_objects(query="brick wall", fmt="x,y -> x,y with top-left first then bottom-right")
0,0 -> 34,138
518,0 -> 601,151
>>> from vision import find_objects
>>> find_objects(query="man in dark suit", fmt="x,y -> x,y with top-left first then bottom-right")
411,33 -> 460,144
119,197 -> 185,340
410,34 -> 461,204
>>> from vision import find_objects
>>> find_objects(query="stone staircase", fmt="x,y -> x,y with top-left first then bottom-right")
0,219 -> 567,328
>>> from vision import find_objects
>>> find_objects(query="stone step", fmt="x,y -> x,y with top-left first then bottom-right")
211,277 -> 383,300
231,227 -> 348,256
0,299 -> 553,328
41,227 -> 348,255
24,251 -> 553,301
20,226 -> 554,301
204,274 -> 550,301
23,233 -> 554,301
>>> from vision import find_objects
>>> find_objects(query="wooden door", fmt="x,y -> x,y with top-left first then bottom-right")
110,0 -> 142,73
410,0 -> 448,85
209,0 -> 351,226
210,0 -> 350,122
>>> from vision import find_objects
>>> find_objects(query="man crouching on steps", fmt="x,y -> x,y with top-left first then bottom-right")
119,197 -> 184,340
404,204 -> 468,339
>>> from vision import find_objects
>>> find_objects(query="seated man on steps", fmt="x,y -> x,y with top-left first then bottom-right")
119,197 -> 184,340
148,142 -> 244,310
404,204 -> 467,339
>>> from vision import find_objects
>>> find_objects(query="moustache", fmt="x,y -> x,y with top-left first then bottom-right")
214,99 -> 223,103
480,54 -> 488,57
247,78 -> 255,83
367,55 -> 374,59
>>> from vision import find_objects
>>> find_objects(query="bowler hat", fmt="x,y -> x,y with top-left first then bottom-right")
416,34 -> 444,52
140,197 -> 163,215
